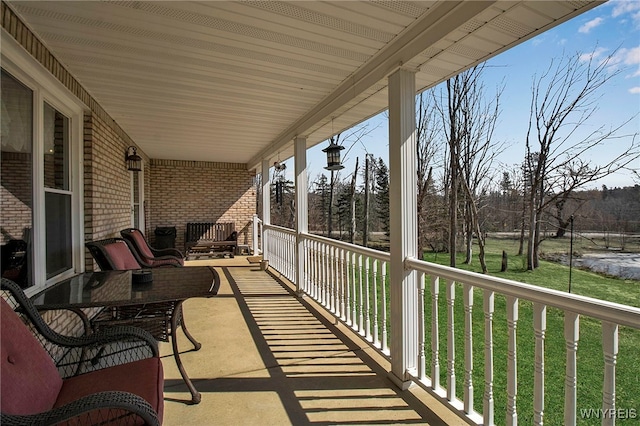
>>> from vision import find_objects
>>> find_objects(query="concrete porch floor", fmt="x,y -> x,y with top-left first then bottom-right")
160,258 -> 464,425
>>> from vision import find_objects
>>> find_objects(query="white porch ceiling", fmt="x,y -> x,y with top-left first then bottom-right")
7,1 -> 602,169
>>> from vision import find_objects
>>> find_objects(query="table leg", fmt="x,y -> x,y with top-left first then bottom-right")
171,301 -> 201,404
177,304 -> 201,351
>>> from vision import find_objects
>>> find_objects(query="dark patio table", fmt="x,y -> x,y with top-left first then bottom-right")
32,266 -> 220,404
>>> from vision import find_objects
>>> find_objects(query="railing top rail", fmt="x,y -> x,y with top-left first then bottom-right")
406,257 -> 640,328
302,233 -> 391,262
263,223 -> 295,235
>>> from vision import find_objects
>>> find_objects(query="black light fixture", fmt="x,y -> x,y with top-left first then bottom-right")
126,146 -> 142,172
323,138 -> 344,171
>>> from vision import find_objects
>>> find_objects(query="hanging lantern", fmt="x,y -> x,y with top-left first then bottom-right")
322,140 -> 344,171
125,146 -> 142,172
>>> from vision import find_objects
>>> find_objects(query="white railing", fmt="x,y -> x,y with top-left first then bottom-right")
405,257 -> 640,426
262,228 -> 640,426
302,233 -> 390,354
262,224 -> 296,282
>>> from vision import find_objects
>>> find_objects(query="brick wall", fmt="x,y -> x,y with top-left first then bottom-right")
0,152 -> 32,244
149,159 -> 256,251
83,113 -> 142,270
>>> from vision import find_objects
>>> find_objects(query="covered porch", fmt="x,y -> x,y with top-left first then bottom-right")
2,1 -> 638,425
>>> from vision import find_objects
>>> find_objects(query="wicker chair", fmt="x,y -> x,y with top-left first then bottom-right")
120,228 -> 184,267
86,238 -> 152,270
85,238 -> 186,342
1,278 -> 164,425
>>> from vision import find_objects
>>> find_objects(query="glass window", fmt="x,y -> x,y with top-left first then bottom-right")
1,69 -> 34,288
43,102 -> 69,190
132,171 -> 140,227
43,103 -> 72,278
2,62 -> 79,289
45,192 -> 72,278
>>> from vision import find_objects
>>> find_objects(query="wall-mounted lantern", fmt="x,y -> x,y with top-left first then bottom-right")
126,146 -> 142,172
322,139 -> 344,171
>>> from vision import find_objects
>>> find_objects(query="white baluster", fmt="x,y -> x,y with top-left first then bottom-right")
289,234 -> 294,280
483,290 -> 495,426
327,245 -> 336,312
381,261 -> 388,352
341,248 -> 347,321
365,256 -> 371,340
358,254 -> 364,334
312,241 -> 318,299
447,279 -> 456,401
351,252 -> 357,328
533,303 -> 547,426
336,247 -> 342,317
602,321 -> 618,426
506,295 -> 518,426
417,271 -> 426,380
431,276 -> 441,393
301,238 -> 308,293
373,259 -> 379,345
344,249 -> 351,325
463,283 -> 474,414
564,311 -> 579,426
324,243 -> 330,308
331,246 -> 337,313
320,243 -> 326,306
334,246 -> 340,315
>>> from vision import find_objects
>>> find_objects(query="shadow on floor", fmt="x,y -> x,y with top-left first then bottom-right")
162,266 -> 459,425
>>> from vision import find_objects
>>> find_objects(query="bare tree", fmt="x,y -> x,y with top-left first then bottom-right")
349,157 -> 359,244
416,91 -> 442,256
434,64 -> 504,270
524,49 -> 640,270
457,67 -> 504,270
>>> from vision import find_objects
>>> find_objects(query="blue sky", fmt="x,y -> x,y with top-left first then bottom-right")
303,0 -> 640,190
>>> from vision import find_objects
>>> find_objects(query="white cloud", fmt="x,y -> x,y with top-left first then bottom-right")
611,0 -> 640,18
610,0 -> 640,27
579,17 -> 604,33
629,87 -> 640,94
579,46 -> 609,63
609,46 -> 640,77
610,46 -> 640,65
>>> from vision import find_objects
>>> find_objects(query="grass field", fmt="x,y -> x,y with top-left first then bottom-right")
416,236 -> 640,425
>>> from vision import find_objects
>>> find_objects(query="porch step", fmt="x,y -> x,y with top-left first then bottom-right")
246,256 -> 263,264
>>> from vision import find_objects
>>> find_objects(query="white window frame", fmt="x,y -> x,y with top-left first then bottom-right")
2,30 -> 85,295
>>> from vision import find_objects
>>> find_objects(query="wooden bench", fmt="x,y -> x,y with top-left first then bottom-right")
185,222 -> 237,259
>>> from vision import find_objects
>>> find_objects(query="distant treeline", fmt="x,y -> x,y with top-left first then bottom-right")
483,184 -> 640,234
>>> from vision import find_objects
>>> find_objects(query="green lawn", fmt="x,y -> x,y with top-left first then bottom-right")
416,237 -> 640,425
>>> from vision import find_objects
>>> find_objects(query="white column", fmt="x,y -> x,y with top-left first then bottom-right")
294,136 -> 308,296
388,67 -> 418,388
262,159 -> 271,261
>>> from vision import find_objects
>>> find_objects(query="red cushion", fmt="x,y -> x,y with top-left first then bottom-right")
55,357 -> 164,424
1,298 -> 63,415
104,241 -> 141,270
150,257 -> 184,267
130,231 -> 154,259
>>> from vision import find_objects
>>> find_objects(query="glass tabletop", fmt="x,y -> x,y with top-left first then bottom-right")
32,266 -> 220,309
